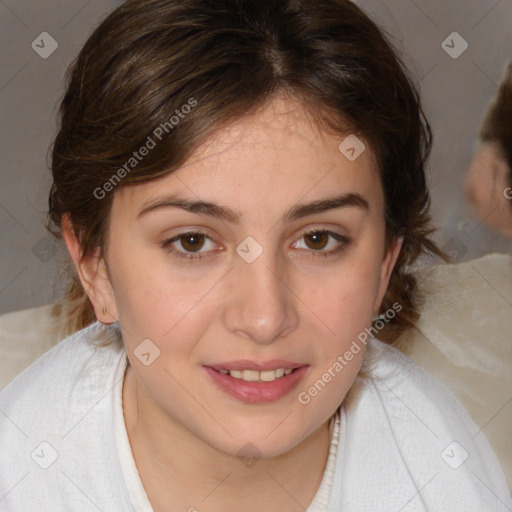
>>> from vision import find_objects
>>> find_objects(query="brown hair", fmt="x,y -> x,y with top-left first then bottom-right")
479,62 -> 512,186
48,0 -> 444,342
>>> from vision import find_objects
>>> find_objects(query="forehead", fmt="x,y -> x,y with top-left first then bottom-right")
113,96 -> 383,221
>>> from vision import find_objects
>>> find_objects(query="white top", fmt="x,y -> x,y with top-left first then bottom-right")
112,340 -> 341,512
0,321 -> 510,511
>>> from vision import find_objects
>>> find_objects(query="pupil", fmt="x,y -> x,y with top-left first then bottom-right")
181,233 -> 204,252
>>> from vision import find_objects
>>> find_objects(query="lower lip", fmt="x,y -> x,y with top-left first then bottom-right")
203,366 -> 309,403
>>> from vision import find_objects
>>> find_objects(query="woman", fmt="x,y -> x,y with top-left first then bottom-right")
1,0 -> 510,510
466,62 -> 512,239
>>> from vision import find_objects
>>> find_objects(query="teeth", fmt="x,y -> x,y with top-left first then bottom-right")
260,370 -> 278,382
242,370 -> 259,382
220,368 -> 294,382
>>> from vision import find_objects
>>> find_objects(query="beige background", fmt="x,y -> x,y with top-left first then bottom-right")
1,0 -> 511,315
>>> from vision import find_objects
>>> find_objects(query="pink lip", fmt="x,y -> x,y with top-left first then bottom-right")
203,364 -> 309,403
207,359 -> 304,371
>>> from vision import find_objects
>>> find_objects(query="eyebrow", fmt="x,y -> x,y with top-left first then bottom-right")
137,192 -> 369,223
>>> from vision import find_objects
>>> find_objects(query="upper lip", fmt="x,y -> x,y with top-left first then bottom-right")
206,360 -> 306,371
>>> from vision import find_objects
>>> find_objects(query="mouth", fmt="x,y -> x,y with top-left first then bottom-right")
203,361 -> 308,403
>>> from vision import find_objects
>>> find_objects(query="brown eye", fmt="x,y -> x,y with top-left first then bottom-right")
292,230 -> 350,256
179,233 -> 205,252
303,231 -> 329,250
161,231 -> 219,260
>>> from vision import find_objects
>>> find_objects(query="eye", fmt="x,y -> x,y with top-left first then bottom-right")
161,232 -> 218,259
292,230 -> 350,255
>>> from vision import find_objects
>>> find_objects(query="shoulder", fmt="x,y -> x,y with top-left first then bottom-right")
0,322 -> 130,511
363,337 -> 473,423
331,338 -> 512,511
0,321 -> 124,422
362,338 -> 500,449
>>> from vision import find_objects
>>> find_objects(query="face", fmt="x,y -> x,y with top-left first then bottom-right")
465,141 -> 512,240
79,96 -> 401,458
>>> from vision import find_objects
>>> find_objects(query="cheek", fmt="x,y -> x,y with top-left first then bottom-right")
292,246 -> 385,396
302,255 -> 383,328
109,243 -> 224,344
294,263 -> 379,408
303,277 -> 375,378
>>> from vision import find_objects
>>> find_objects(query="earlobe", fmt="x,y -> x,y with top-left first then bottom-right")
61,214 -> 118,324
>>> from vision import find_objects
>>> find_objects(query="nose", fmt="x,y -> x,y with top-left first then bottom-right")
222,250 -> 299,345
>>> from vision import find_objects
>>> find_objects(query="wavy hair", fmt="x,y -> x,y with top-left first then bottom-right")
47,0 -> 445,343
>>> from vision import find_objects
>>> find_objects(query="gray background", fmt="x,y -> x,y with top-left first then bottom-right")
1,0 -> 511,315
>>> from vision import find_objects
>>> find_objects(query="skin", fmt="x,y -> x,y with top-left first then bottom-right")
465,141 -> 512,240
63,95 -> 402,512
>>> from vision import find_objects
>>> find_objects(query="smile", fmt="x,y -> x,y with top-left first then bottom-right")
203,362 -> 308,403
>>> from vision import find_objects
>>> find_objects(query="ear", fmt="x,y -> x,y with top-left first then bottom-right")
61,213 -> 118,324
373,237 -> 403,315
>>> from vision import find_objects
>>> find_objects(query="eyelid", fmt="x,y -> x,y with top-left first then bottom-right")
297,225 -> 349,238
293,223 -> 351,243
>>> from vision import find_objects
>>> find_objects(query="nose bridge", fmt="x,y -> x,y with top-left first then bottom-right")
223,245 -> 298,344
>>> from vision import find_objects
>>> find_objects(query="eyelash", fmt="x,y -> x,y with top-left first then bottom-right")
160,229 -> 351,261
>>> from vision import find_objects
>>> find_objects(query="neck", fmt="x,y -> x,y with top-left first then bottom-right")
122,364 -> 333,512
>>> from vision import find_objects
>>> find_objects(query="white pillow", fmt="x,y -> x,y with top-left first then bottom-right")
0,302 -> 69,388
398,253 -> 512,490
